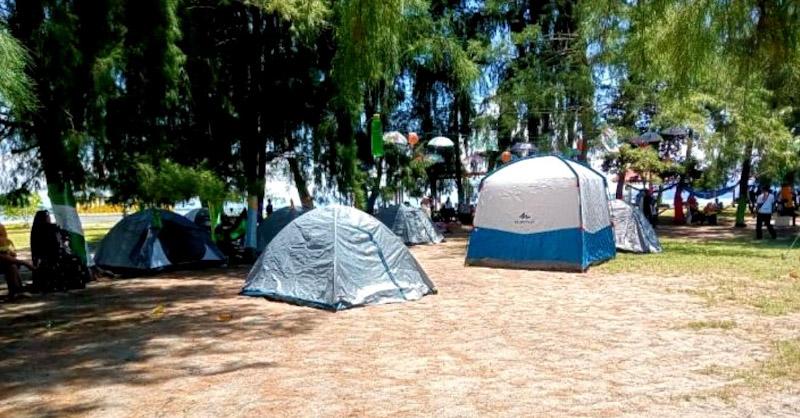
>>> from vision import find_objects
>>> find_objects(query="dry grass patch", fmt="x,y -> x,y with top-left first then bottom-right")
599,235 -> 800,315
746,338 -> 800,384
686,319 -> 737,330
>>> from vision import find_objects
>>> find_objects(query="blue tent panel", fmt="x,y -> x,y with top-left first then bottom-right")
582,225 -> 616,268
466,226 -> 615,271
466,227 -> 584,271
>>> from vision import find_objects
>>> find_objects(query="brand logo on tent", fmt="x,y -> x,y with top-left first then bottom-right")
514,212 -> 535,225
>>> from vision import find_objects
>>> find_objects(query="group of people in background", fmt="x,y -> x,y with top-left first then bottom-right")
419,196 -> 475,225
686,194 -> 723,226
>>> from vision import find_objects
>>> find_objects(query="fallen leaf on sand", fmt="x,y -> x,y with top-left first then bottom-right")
151,304 -> 165,318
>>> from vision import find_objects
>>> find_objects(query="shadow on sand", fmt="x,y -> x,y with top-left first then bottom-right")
0,267 -> 321,416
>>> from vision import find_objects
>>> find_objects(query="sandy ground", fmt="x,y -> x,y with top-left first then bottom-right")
2,234 -> 800,417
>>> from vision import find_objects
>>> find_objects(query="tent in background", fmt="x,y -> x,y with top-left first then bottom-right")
184,208 -> 211,229
609,199 -> 662,253
242,205 -> 436,311
466,155 -> 616,271
375,204 -> 443,245
256,207 -> 306,252
94,209 -> 225,273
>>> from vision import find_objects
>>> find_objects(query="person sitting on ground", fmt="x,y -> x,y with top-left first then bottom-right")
703,201 -> 719,225
686,193 -> 703,224
0,223 -> 35,300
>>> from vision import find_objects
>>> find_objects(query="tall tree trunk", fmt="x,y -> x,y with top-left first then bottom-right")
615,167 -> 626,200
527,113 -> 540,145
242,7 -> 262,251
735,140 -> 754,227
451,96 -> 464,204
673,134 -> 694,224
256,144 -> 267,223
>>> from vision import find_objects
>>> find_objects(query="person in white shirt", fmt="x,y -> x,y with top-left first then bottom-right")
755,185 -> 777,239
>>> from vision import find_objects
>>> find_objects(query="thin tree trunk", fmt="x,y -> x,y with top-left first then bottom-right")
243,7 -> 262,251
288,157 -> 314,209
366,158 -> 383,214
615,167 -> 626,200
452,95 -> 464,204
256,144 -> 267,223
673,133 -> 694,224
735,140 -> 754,227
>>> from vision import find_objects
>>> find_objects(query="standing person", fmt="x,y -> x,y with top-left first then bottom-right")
266,199 -> 273,217
642,189 -> 654,225
748,186 -> 758,215
755,185 -> 777,240
0,223 -> 34,300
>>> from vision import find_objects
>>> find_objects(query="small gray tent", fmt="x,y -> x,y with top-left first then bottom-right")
375,204 -> 443,245
256,206 -> 306,252
94,209 -> 225,272
242,205 -> 436,310
609,199 -> 662,253
184,208 -> 211,229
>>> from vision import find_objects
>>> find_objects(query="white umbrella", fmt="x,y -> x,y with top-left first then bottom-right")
383,131 -> 408,145
427,136 -> 455,148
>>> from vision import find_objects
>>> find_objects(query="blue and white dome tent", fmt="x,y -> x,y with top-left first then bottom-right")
466,155 -> 616,271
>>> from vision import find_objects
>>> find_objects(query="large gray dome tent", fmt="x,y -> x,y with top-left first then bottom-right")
256,206 -> 306,252
609,199 -> 662,253
242,205 -> 436,311
375,204 -> 443,245
94,209 -> 225,273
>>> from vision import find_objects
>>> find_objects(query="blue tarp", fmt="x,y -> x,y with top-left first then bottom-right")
684,181 -> 740,199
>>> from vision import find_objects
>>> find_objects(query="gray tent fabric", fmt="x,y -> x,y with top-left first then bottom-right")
375,204 -> 443,245
94,209 -> 226,272
242,205 -> 436,311
184,208 -> 211,228
256,207 -> 306,252
184,208 -> 203,222
609,199 -> 662,253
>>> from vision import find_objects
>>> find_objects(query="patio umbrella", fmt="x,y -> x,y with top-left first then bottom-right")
660,126 -> 689,137
427,136 -> 455,148
383,131 -> 408,145
631,131 -> 663,145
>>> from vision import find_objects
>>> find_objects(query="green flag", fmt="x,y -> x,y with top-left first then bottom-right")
47,182 -> 88,264
371,114 -> 384,158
